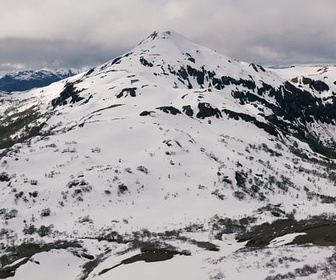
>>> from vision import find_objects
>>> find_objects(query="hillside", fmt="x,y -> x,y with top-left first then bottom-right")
0,30 -> 336,280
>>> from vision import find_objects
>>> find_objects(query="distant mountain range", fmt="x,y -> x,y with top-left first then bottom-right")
1,30 -> 336,279
0,68 -> 83,92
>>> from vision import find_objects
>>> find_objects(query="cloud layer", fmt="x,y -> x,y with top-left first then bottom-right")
1,0 -> 335,72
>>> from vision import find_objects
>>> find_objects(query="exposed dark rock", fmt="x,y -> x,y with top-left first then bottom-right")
222,109 -> 278,137
232,90 -> 277,110
144,31 -> 159,42
110,52 -> 133,66
196,103 -> 222,119
187,65 -> 205,86
269,82 -> 316,122
188,57 -> 195,63
258,65 -> 266,72
185,53 -> 195,63
111,57 -> 122,65
84,68 -> 95,76
249,63 -> 259,72
177,67 -> 189,81
311,80 -> 329,92
81,95 -> 93,105
302,77 -> 329,92
257,82 -> 274,96
291,77 -> 299,83
182,105 -> 194,117
212,76 -> 256,91
140,56 -> 154,67
89,104 -> 124,115
301,77 -> 312,85
51,83 -> 84,107
177,67 -> 192,88
140,111 -> 155,116
116,87 -> 137,98
156,106 -> 181,115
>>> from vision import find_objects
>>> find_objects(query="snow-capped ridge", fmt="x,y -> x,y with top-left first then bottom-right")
0,68 -> 84,92
138,29 -> 190,46
273,65 -> 336,100
88,29 -> 285,93
45,30 -> 336,147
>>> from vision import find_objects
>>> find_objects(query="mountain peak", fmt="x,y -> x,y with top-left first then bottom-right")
138,29 -> 189,46
148,29 -> 175,39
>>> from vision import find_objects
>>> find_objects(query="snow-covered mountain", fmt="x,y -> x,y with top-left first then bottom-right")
274,64 -> 336,98
0,68 -> 83,92
1,30 -> 336,280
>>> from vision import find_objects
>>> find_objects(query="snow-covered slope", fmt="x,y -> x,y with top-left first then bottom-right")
273,65 -> 336,99
1,30 -> 336,279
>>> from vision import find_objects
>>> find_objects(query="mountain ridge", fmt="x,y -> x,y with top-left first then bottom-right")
51,30 -> 336,154
0,68 -> 84,92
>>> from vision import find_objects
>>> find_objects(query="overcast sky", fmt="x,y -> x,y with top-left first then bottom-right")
1,0 -> 335,73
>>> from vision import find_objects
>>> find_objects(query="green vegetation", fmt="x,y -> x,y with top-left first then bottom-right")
293,133 -> 336,159
211,215 -> 258,239
237,214 -> 336,247
0,106 -> 46,150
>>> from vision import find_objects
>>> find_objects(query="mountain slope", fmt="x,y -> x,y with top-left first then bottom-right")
273,65 -> 336,98
1,30 -> 336,279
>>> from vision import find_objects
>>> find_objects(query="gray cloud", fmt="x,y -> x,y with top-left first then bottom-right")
0,38 -> 125,71
1,0 -> 336,72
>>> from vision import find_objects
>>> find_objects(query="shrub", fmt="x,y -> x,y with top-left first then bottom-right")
40,208 -> 51,217
78,215 -> 93,224
30,179 -> 38,185
0,172 -> 11,182
23,224 -> 37,235
3,209 -> 18,220
118,184 -> 128,195
235,171 -> 247,188
37,225 -> 54,237
29,191 -> 38,198
212,189 -> 225,200
136,166 -> 148,174
233,191 -> 246,200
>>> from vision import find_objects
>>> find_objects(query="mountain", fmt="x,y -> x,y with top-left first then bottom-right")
0,68 -> 83,92
273,64 -> 336,98
1,30 -> 336,280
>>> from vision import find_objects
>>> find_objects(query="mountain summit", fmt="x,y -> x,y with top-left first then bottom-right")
138,29 -> 190,44
53,29 -> 336,147
1,30 -> 336,279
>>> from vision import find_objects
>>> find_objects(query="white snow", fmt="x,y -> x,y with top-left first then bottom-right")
9,250 -> 85,280
268,233 -> 307,247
